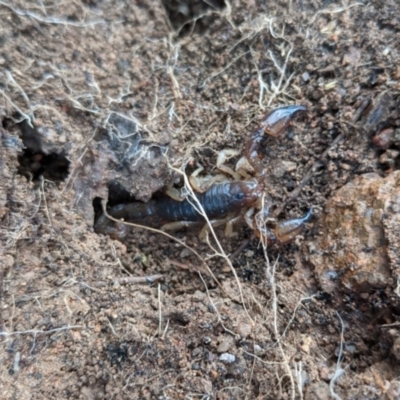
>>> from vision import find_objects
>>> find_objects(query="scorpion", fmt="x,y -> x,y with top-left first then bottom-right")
95,105 -> 311,245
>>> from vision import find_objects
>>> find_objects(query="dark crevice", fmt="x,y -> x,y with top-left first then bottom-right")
18,148 -> 70,182
93,197 -> 106,224
13,119 -> 70,182
161,0 -> 226,36
93,183 -> 137,228
106,181 -> 136,206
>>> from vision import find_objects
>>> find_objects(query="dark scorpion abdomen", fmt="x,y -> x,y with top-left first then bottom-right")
157,181 -> 258,221
106,181 -> 262,224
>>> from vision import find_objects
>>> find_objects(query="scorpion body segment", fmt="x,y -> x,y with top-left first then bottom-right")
104,181 -> 263,224
158,181 -> 263,221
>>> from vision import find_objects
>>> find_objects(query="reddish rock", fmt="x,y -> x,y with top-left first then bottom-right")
372,128 -> 394,149
309,172 -> 400,295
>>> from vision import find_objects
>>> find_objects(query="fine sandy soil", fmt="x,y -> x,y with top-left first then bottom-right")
1,1 -> 400,399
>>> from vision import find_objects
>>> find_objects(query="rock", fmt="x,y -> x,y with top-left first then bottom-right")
272,160 -> 297,178
217,335 -> 234,353
391,336 -> 400,362
373,128 -> 394,149
203,336 -> 212,345
192,290 -> 206,302
237,323 -> 252,339
219,353 -> 235,363
387,380 -> 400,400
342,46 -> 361,66
305,381 -> 330,400
309,172 -> 400,296
363,92 -> 393,136
302,72 -> 310,82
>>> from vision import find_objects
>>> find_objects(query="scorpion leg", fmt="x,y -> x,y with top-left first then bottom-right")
197,213 -> 244,241
161,221 -> 201,232
189,163 -> 226,193
216,149 -> 241,180
245,105 -> 307,174
165,184 -> 186,201
189,149 -> 243,194
224,214 -> 243,237
199,217 -> 231,241
235,156 -> 255,179
161,214 -> 241,242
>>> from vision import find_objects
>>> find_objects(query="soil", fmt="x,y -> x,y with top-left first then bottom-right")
1,1 -> 400,399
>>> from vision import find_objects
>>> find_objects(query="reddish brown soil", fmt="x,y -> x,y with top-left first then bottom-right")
1,1 -> 400,399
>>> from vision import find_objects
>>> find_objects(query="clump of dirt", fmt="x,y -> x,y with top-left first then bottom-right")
1,1 -> 400,399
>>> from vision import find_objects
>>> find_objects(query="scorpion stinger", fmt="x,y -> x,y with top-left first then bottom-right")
245,105 -> 307,176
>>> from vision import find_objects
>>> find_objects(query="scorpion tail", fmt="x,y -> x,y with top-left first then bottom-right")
245,105 -> 307,175
261,105 -> 307,137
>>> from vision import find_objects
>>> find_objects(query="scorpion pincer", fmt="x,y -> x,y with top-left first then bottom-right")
95,105 -> 311,245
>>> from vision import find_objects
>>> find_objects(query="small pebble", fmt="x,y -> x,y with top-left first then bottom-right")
192,348 -> 202,358
302,72 -> 310,82
391,337 -> 400,361
372,128 -> 394,149
208,303 -> 217,313
246,250 -> 254,258
237,323 -> 252,338
281,160 -> 297,172
179,248 -> 192,258
192,290 -> 206,301
253,344 -> 263,354
387,380 -> 400,399
305,381 -> 330,400
203,336 -> 212,345
219,353 -> 235,363
217,336 -> 234,353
